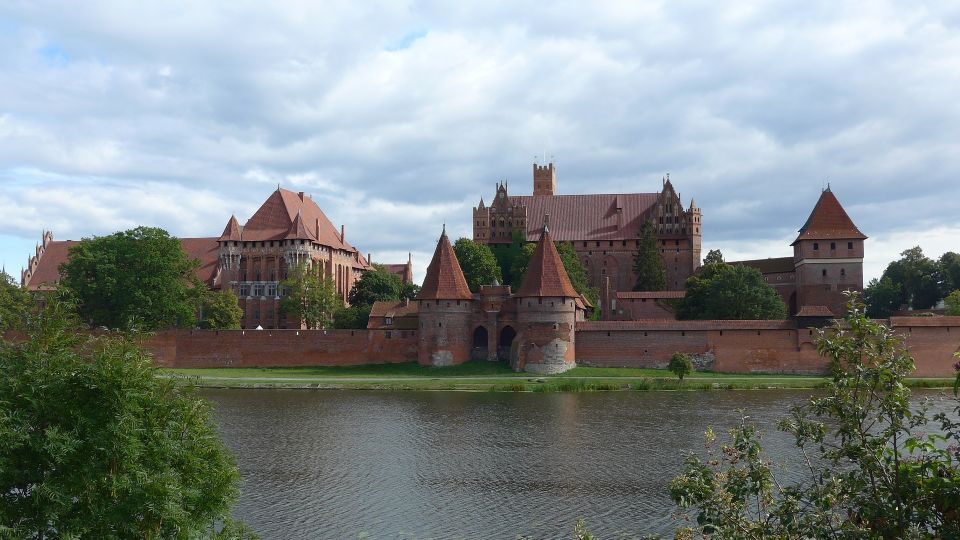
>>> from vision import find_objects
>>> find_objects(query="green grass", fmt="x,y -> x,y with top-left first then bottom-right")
159,361 -> 956,393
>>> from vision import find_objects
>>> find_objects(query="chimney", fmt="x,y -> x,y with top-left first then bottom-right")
298,191 -> 305,201
367,253 -> 371,265
616,207 -> 624,230
315,218 -> 320,239
341,224 -> 345,244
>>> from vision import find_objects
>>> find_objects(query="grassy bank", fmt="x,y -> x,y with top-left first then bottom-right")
159,361 -> 956,392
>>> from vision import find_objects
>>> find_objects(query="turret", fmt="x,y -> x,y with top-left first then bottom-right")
687,198 -> 702,271
792,186 -> 867,318
473,195 -> 491,243
416,226 -> 474,366
533,162 -> 557,196
513,219 -> 578,374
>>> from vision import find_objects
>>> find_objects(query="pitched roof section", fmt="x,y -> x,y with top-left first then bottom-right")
242,188 -> 353,250
730,257 -> 795,274
417,229 -> 473,300
516,226 -> 579,298
510,193 -> 660,242
792,188 -> 867,245
284,211 -> 315,241
219,215 -> 242,241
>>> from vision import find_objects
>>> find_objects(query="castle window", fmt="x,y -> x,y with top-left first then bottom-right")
253,308 -> 260,319
622,241 -> 626,247
253,283 -> 265,296
841,268 -> 846,276
239,284 -> 250,297
675,240 -> 679,246
830,242 -> 836,250
386,331 -> 392,339
813,242 -> 819,251
267,310 -> 274,320
609,241 -> 613,247
583,242 -> 587,247
596,241 -> 600,247
822,269 -> 827,277
266,284 -> 277,297
848,242 -> 853,249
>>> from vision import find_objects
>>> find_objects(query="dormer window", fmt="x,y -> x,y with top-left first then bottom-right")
385,317 -> 393,326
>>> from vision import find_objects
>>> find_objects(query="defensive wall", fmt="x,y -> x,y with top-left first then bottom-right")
141,317 -> 960,376
148,328 -> 417,368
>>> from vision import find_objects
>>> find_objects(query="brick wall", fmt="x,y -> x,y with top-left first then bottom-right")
148,328 -> 417,368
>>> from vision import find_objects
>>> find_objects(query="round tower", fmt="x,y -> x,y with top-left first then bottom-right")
416,226 -> 475,367
513,221 -> 578,374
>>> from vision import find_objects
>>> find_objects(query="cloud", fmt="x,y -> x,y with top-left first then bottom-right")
1,1 -> 959,285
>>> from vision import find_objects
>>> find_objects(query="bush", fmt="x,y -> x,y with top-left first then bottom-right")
668,353 -> 693,382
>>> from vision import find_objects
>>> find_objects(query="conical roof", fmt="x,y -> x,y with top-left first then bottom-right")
792,188 -> 867,245
219,215 -> 242,241
417,227 -> 473,300
516,225 -> 578,298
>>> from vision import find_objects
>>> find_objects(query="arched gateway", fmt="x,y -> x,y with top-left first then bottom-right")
498,326 -> 516,361
472,326 -> 489,361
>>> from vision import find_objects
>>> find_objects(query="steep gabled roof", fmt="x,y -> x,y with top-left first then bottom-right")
242,188 -> 352,250
219,215 -> 242,241
516,225 -> 578,298
284,211 -> 315,241
509,193 -> 660,242
417,228 -> 473,300
792,188 -> 867,245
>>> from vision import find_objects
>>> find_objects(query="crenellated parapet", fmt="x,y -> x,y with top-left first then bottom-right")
21,230 -> 53,288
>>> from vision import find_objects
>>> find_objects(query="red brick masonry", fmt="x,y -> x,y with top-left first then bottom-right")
147,317 -> 960,377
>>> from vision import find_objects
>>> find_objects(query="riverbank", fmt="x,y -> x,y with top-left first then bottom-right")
160,362 -> 956,392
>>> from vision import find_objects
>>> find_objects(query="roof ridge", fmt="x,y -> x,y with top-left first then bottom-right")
416,228 -> 473,300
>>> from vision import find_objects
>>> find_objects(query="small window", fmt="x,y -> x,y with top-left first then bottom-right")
830,242 -> 836,250
266,284 -> 277,297
813,242 -> 819,250
386,331 -> 392,339
848,242 -> 853,250
385,317 -> 393,326
822,269 -> 827,277
841,268 -> 846,276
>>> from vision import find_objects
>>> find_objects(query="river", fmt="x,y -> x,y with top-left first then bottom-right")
202,388 -> 955,539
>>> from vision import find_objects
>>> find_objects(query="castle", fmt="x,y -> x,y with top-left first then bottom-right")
19,163 -> 873,374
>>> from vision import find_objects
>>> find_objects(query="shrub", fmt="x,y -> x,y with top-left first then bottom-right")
668,353 -> 694,382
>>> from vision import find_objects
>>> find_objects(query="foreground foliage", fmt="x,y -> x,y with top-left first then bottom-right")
633,220 -> 667,292
0,270 -> 32,332
280,262 -> 341,329
200,289 -> 244,330
670,295 -> 960,539
0,303 -> 253,538
678,263 -> 787,320
453,237 -> 502,291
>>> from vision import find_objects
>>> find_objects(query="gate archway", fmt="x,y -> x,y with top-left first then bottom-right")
498,326 -> 517,361
471,326 -> 489,361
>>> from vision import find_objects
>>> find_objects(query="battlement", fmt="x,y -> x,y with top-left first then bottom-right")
533,162 -> 557,196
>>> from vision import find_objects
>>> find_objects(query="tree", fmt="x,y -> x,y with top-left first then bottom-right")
946,290 -> 960,316
509,241 -> 598,308
490,229 -> 527,287
668,352 -> 693,382
0,301 -> 253,538
881,246 -> 941,310
59,226 -> 203,331
280,263 -> 341,329
678,263 -> 787,320
863,276 -> 901,319
347,264 -> 405,308
332,305 -> 373,329
0,269 -> 32,332
200,289 -> 244,330
453,238 -> 502,292
632,220 -> 666,291
670,294 -> 960,538
702,249 -> 724,266
938,252 -> 960,297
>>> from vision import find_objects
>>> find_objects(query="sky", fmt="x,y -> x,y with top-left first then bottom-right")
1,1 -> 959,285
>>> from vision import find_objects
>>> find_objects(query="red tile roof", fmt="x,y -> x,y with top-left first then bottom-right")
516,226 -> 578,298
795,305 -> 834,317
369,299 -> 419,318
417,229 -> 473,300
616,291 -> 686,299
509,193 -> 660,241
24,237 -> 221,291
730,257 -> 795,274
284,211 -> 313,240
219,215 -> 242,241
242,188 -> 356,251
792,189 -> 867,245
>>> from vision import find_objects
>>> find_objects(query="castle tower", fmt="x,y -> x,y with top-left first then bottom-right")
687,198 -> 702,270
472,196 -> 490,243
791,187 -> 867,318
417,226 -> 475,366
513,220 -> 578,374
533,162 -> 556,196
217,215 -> 243,284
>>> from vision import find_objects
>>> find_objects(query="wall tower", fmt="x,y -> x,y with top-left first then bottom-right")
417,226 -> 475,366
533,162 -> 557,196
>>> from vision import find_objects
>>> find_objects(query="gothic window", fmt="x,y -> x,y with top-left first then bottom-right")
813,243 -> 819,251
253,283 -> 265,296
841,268 -> 846,276
822,269 -> 827,277
266,284 -> 277,297
238,284 -> 250,297
830,242 -> 836,250
848,242 -> 854,250
385,317 -> 393,326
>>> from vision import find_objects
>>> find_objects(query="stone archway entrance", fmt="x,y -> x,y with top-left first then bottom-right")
498,326 -> 517,362
471,326 -> 489,361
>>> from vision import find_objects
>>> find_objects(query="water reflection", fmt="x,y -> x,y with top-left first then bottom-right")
202,389 -> 954,539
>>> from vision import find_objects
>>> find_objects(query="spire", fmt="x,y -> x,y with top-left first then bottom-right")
516,220 -> 578,298
219,214 -> 242,241
284,209 -> 314,240
417,227 -> 472,300
792,189 -> 867,245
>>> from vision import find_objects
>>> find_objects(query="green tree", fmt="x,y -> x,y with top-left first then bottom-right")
453,238 -> 502,292
945,290 -> 960,316
702,249 -> 724,266
59,226 -> 203,331
348,264 -> 405,308
863,276 -> 902,319
881,246 -> 941,309
938,252 -> 960,297
509,241 -> 598,308
670,294 -> 960,538
678,263 -> 787,320
280,263 -> 341,329
490,229 -> 528,287
668,352 -> 693,382
0,301 -> 253,538
632,220 -> 666,291
332,305 -> 373,329
200,289 -> 244,330
0,269 -> 32,331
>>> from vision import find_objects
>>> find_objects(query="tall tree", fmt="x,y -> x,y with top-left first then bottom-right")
490,229 -> 527,286
453,238 -> 502,291
863,276 -> 901,319
59,226 -> 203,331
938,252 -> 960,297
702,249 -> 724,266
280,263 -> 341,329
0,270 -> 32,332
347,264 -> 406,307
678,263 -> 787,320
0,301 -> 253,538
632,220 -> 667,291
199,289 -> 244,330
945,290 -> 960,316
881,246 -> 940,309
